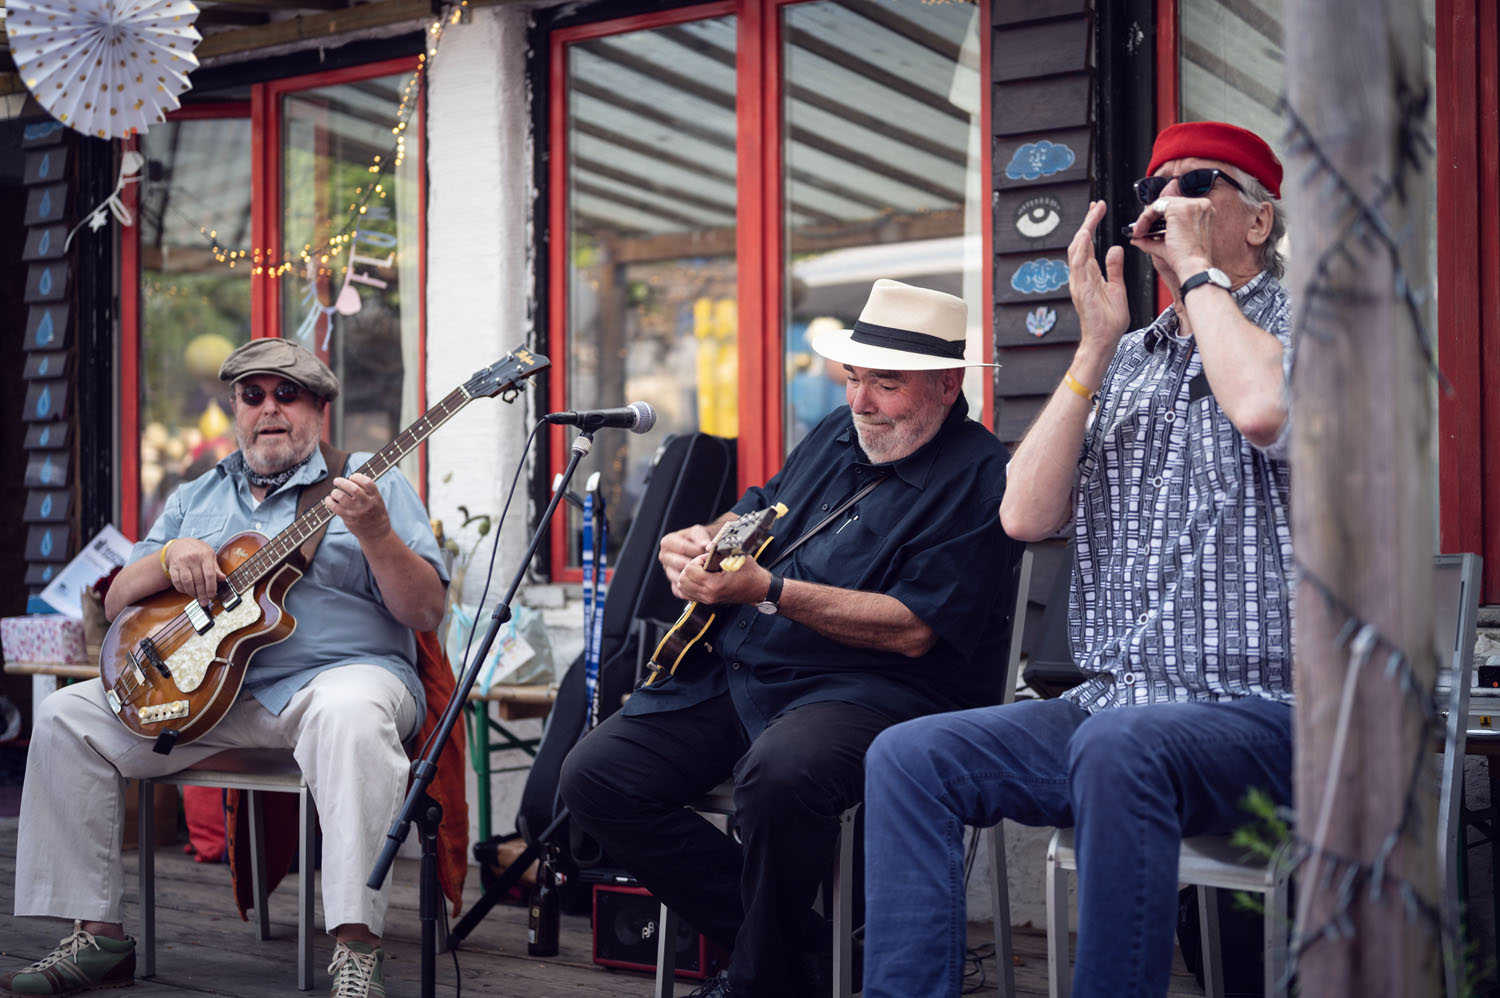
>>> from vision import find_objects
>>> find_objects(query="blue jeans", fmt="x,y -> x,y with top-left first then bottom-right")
862,696 -> 1293,998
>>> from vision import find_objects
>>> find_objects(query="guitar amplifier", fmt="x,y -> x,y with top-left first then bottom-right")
591,884 -> 729,980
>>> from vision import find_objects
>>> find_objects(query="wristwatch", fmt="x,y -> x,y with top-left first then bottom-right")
755,574 -> 784,615
1180,267 -> 1232,300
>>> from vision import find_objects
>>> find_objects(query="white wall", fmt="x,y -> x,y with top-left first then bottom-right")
423,3 -> 548,849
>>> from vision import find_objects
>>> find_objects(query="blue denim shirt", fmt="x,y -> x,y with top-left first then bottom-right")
625,396 -> 1021,738
130,448 -> 448,716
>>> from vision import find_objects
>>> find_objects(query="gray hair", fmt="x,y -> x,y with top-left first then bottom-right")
1226,165 -> 1286,279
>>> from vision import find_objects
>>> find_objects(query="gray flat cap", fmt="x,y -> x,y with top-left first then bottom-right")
218,338 -> 340,401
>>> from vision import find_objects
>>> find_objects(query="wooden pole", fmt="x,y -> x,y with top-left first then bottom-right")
1286,1 -> 1438,995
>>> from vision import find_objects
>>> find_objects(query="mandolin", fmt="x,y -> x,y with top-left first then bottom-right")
642,503 -> 787,687
98,347 -> 549,750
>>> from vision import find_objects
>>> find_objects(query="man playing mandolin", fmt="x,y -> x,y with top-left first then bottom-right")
560,279 -> 1024,998
8,339 -> 446,998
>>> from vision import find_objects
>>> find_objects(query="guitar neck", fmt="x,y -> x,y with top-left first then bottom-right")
225,383 -> 475,591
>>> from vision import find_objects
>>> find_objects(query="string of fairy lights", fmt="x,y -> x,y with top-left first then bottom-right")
191,1 -> 469,281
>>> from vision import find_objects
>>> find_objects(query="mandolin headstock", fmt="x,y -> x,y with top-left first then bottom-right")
708,503 -> 788,573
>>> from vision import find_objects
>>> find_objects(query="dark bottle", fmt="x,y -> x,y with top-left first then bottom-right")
527,844 -> 561,956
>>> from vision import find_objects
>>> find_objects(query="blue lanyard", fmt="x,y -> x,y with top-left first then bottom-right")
581,483 -> 608,731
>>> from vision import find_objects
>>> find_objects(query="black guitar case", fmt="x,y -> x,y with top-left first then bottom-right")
513,432 -> 738,909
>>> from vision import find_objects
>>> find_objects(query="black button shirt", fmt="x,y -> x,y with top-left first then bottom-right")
625,395 -> 1021,738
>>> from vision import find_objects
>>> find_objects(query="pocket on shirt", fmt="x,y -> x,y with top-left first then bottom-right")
178,512 -> 230,551
310,519 -> 369,591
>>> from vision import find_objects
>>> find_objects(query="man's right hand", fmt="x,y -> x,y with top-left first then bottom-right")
161,538 -> 225,606
1068,201 -> 1132,365
659,523 -> 716,600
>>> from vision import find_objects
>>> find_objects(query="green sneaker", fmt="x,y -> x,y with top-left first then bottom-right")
0,922 -> 135,997
327,940 -> 384,998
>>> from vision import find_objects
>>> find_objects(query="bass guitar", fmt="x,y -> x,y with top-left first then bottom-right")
642,503 -> 787,687
98,347 -> 549,749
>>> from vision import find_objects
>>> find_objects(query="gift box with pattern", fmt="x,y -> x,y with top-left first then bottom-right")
1,614 -> 86,664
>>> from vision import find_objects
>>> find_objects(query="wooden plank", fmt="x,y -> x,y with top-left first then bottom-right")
0,819 -> 1209,997
992,17 -> 1090,82
24,304 -> 70,351
992,0 -> 1089,26
2,660 -> 97,679
995,300 -> 1080,348
994,343 -> 1074,396
995,253 -> 1071,306
193,0 -> 434,60
992,74 -> 1090,135
994,182 -> 1091,253
994,128 -> 1091,190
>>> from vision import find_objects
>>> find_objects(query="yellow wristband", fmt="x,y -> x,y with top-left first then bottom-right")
1063,370 -> 1096,401
159,539 -> 177,578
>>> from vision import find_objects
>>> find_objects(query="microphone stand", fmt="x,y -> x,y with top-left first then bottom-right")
367,429 -> 596,998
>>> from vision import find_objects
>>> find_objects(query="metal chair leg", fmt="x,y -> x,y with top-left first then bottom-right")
985,824 -> 1016,997
138,780 -> 156,979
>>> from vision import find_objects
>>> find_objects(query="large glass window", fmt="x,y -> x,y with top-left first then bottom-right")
559,12 -> 739,561
280,72 -> 424,464
550,0 -> 986,573
126,61 -> 425,538
137,112 -> 254,532
782,0 -> 984,449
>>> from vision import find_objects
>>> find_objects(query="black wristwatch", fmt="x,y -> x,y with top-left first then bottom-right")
755,574 -> 784,615
1180,267 -> 1231,300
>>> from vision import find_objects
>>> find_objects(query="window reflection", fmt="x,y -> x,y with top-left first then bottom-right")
280,71 -> 423,474
138,115 -> 253,534
783,1 -> 986,449
564,15 -> 739,559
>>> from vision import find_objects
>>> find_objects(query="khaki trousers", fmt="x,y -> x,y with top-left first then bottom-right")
13,664 -> 417,935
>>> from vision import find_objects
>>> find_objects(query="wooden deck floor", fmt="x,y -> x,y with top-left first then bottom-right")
1,816 -> 1206,997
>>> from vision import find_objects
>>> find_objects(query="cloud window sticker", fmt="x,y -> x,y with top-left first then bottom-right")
1014,195 -> 1063,240
1010,259 -> 1069,295
1005,140 -> 1076,181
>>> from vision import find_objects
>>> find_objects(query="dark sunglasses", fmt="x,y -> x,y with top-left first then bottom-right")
236,382 -> 311,407
1134,167 -> 1247,205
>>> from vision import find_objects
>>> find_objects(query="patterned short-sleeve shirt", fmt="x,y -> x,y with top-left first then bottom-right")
1063,271 -> 1295,713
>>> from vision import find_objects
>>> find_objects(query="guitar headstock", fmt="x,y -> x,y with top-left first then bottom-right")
463,347 -> 551,402
710,503 -> 788,573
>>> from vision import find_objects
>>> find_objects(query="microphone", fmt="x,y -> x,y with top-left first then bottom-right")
544,401 -> 657,434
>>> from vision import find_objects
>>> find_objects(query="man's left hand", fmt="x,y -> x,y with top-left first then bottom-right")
677,553 -> 772,607
324,473 -> 392,542
1134,194 -> 1215,280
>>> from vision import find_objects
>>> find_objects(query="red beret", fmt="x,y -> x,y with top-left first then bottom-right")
1147,121 -> 1283,199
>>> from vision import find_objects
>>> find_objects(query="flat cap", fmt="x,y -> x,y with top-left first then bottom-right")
218,338 -> 340,401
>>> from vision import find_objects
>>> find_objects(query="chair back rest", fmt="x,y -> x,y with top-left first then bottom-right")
1434,552 -> 1482,902
1000,548 -> 1033,707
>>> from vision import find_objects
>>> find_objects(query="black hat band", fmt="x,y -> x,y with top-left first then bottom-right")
851,320 -> 967,359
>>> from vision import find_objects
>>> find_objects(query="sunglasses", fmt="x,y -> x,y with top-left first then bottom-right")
236,382 -> 312,407
1133,167 -> 1247,205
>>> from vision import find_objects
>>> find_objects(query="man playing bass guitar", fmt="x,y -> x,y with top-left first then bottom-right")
8,339 -> 447,998
560,279 -> 1024,998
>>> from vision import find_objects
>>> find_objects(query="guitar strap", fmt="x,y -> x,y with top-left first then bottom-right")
765,470 -> 888,571
293,440 -> 352,566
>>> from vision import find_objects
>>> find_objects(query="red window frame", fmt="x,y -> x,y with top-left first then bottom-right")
118,59 -> 428,538
545,0 -> 994,579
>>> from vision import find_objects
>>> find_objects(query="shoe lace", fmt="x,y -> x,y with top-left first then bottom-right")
22,922 -> 97,972
327,943 -> 379,998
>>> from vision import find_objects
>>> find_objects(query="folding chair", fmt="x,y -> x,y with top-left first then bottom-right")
138,749 -> 316,991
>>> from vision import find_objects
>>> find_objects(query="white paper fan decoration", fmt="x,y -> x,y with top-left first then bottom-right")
6,0 -> 201,140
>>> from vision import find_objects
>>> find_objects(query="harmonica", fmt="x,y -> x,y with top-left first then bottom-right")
1121,220 -> 1167,239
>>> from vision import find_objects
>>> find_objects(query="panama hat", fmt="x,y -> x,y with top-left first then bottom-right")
810,279 -> 992,371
